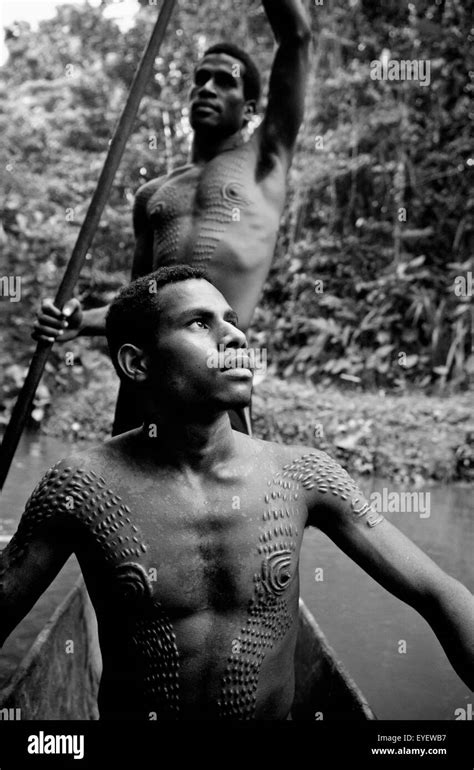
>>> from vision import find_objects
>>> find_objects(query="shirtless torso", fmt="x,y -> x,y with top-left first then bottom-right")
2,434 -> 362,720
3,418 -> 474,721
132,134 -> 285,333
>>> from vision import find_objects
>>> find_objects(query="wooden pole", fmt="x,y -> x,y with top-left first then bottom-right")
0,0 -> 177,490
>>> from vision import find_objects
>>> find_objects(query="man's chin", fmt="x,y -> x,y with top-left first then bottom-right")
215,384 -> 252,411
190,114 -> 219,128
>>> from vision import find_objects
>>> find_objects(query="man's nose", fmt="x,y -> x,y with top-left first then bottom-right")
220,322 -> 247,349
197,76 -> 217,96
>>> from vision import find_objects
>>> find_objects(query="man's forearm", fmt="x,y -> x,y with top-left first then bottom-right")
262,0 -> 311,42
425,577 -> 474,690
78,306 -> 109,337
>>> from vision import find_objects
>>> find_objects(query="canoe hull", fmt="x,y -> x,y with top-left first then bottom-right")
0,580 -> 101,720
293,598 -> 375,720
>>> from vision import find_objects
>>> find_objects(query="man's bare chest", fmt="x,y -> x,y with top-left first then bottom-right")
148,161 -> 256,219
145,152 -> 284,266
74,466 -> 306,614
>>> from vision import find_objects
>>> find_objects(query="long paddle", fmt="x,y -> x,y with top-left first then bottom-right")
0,0 -> 177,490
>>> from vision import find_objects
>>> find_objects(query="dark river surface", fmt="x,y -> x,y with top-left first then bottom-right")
0,432 -> 472,720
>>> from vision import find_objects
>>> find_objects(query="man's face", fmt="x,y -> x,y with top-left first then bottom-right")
144,279 -> 253,415
189,53 -> 254,136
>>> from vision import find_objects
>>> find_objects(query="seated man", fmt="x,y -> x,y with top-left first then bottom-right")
3,266 -> 473,720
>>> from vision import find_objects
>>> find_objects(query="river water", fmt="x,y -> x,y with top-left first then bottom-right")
0,432 -> 472,719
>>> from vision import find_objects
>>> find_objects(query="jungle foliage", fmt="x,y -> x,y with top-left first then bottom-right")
0,0 -> 472,398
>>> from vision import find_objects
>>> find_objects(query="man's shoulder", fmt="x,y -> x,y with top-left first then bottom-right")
277,444 -> 354,481
241,435 -> 320,467
135,164 -> 195,195
28,443 -> 113,503
134,175 -> 169,209
242,437 -> 349,478
58,438 -> 112,472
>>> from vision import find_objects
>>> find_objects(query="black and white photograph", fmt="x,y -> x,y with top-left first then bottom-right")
0,0 -> 472,762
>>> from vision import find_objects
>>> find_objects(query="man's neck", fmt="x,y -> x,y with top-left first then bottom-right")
137,409 -> 238,474
190,129 -> 246,164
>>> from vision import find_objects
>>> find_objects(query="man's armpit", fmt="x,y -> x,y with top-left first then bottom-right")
282,450 -> 384,530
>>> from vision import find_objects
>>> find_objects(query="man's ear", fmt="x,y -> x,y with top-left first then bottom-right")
117,343 -> 150,383
243,99 -> 257,126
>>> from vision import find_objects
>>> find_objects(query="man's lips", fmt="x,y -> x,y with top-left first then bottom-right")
220,368 -> 253,379
192,100 -> 220,113
218,351 -> 253,372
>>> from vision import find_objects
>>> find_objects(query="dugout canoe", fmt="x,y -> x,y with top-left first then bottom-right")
0,578 -> 376,720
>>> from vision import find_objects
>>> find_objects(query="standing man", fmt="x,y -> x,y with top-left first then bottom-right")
33,0 -> 312,434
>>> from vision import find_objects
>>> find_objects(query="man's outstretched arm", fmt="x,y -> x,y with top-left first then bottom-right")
298,449 -> 474,689
0,464 -> 76,647
258,0 -> 312,166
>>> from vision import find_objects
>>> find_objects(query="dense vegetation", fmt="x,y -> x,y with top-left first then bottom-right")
0,0 -> 472,424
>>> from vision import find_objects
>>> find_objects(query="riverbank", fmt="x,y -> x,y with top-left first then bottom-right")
36,351 -> 474,485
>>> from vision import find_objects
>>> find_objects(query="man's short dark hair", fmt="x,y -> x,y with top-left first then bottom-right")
105,265 -> 211,377
202,42 -> 261,106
